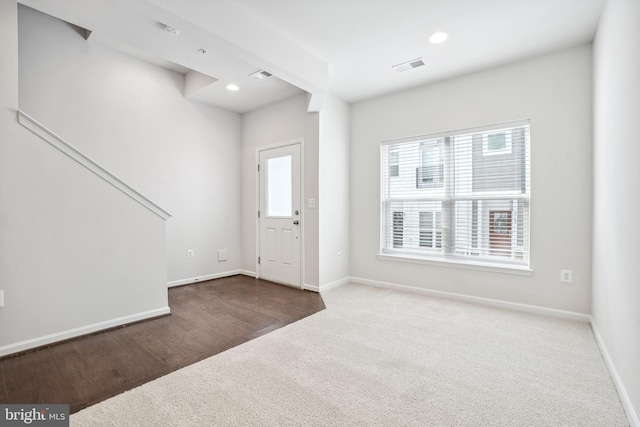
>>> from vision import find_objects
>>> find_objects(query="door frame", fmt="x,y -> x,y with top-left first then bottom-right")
255,139 -> 305,288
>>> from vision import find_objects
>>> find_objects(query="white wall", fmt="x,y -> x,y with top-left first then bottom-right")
18,6 -> 242,285
593,0 -> 640,423
350,45 -> 593,313
241,93 -> 319,288
318,94 -> 350,288
0,1 -> 168,356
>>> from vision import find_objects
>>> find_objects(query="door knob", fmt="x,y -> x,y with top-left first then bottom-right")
293,220 -> 300,225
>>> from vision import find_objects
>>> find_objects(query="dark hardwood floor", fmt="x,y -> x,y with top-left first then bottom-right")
0,275 -> 325,413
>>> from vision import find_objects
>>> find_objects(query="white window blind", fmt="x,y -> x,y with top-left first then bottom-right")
381,120 -> 530,268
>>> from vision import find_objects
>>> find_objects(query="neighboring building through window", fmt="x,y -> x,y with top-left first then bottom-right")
392,211 -> 404,248
417,140 -> 444,188
389,150 -> 400,177
483,130 -> 512,156
380,120 -> 530,269
419,211 -> 442,249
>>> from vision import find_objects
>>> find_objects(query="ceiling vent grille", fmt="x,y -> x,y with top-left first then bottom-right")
393,58 -> 426,73
250,70 -> 273,80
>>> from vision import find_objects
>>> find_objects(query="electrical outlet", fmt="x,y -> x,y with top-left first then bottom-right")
307,198 -> 316,209
337,251 -> 342,261
560,269 -> 572,283
0,290 -> 4,308
187,249 -> 194,259
218,249 -> 228,262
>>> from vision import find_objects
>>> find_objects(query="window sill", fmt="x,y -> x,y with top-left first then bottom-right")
377,253 -> 533,276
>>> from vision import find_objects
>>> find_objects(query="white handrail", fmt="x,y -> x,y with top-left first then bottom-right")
18,110 -> 172,220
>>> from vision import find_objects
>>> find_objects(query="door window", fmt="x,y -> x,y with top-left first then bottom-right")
267,155 -> 292,217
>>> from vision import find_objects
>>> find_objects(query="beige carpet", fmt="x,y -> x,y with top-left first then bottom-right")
71,283 -> 629,426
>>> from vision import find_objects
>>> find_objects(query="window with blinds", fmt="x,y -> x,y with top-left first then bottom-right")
380,120 -> 530,269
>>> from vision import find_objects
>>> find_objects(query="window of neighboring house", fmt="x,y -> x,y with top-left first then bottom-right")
380,119 -> 530,270
419,211 -> 442,249
483,129 -> 512,156
392,211 -> 404,248
417,140 -> 444,188
389,150 -> 399,177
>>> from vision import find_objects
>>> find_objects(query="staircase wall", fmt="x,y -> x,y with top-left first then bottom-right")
0,1 -> 170,356
17,5 -> 243,286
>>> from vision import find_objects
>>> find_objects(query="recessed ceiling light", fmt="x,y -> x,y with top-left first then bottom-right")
162,24 -> 181,37
428,32 -> 448,44
226,84 -> 239,91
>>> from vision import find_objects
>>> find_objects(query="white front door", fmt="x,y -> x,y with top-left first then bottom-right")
258,143 -> 302,287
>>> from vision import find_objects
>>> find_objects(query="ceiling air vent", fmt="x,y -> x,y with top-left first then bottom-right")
250,70 -> 273,80
393,58 -> 426,73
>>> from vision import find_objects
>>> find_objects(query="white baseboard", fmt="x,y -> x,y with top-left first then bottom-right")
318,276 -> 351,293
303,283 -> 319,292
591,320 -> 640,427
0,306 -> 170,358
239,270 -> 257,278
303,277 -> 351,293
350,276 -> 591,322
167,270 -> 244,288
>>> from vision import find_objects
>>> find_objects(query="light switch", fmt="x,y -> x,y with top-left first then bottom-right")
307,198 -> 316,209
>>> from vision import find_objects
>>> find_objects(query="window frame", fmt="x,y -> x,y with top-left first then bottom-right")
379,119 -> 531,273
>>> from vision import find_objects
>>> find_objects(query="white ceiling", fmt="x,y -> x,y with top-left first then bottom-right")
20,0 -> 604,113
